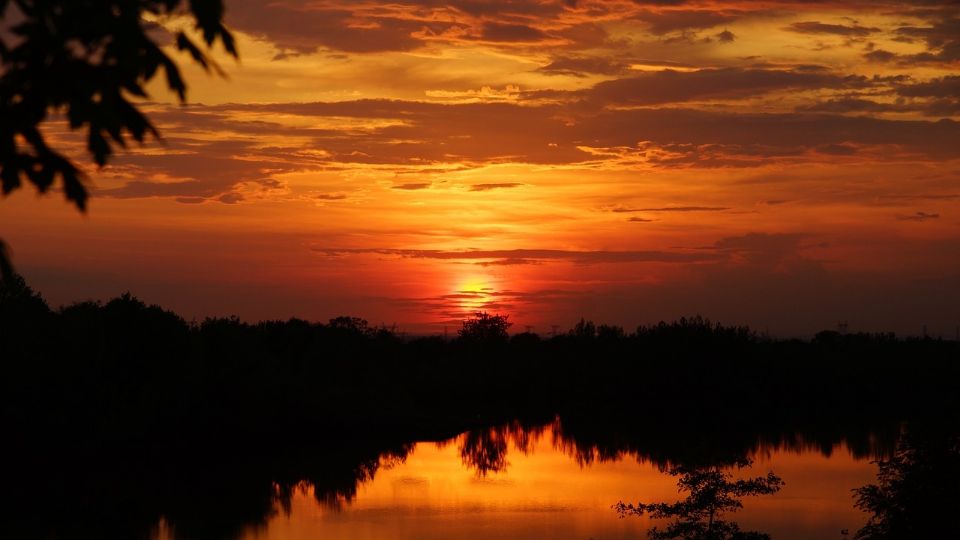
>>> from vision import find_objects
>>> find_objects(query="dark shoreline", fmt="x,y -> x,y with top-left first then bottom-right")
2,277 -> 958,539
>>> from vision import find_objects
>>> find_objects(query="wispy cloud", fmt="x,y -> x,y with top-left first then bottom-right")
392,182 -> 432,191
611,205 -> 730,213
897,211 -> 941,222
786,21 -> 879,37
313,247 -> 721,265
389,287 -> 585,325
469,182 -> 524,191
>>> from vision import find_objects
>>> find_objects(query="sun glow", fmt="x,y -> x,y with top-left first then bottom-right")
456,276 -> 495,315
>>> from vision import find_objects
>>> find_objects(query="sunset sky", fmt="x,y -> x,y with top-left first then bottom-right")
2,0 -> 959,335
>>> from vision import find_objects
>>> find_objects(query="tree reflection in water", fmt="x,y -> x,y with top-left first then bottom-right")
614,458 -> 783,540
456,420 -> 548,475
8,416 -> 957,540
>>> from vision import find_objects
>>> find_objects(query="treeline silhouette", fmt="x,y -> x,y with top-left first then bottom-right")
2,275 -> 959,539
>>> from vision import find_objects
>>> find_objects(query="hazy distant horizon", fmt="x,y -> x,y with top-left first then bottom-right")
16,263 -> 958,339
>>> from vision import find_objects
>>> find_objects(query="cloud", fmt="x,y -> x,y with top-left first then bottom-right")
786,21 -> 879,37
474,258 -> 542,266
800,98 -> 904,114
469,183 -> 524,191
612,205 -> 730,212
583,68 -> 872,106
203,86 -> 956,167
816,143 -> 859,156
226,2 -> 427,54
897,76 -> 960,99
218,192 -> 245,204
715,29 -> 736,43
791,77 -> 955,117
426,85 -> 522,102
632,9 -> 740,35
880,193 -> 959,202
891,9 -> 960,64
538,56 -> 629,77
215,0 -> 960,68
222,0 -> 600,54
479,22 -> 549,42
313,247 -> 721,265
714,232 -> 810,266
96,139 -> 296,203
863,7 -> 960,66
574,108 -> 960,159
92,82 -> 960,204
392,182 -> 432,190
897,211 -> 940,222
101,180 -> 207,199
95,101 -> 959,203
863,49 -> 899,63
802,77 -> 960,118
627,217 -> 656,222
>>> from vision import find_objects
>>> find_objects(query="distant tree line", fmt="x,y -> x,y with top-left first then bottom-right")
3,273 -> 958,444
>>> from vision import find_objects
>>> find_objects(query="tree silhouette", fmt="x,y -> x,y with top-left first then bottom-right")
0,0 -> 236,278
458,312 -> 512,344
853,423 -> 960,539
615,458 -> 783,540
0,271 -> 50,350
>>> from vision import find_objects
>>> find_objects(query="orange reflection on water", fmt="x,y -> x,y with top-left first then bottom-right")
222,432 -> 876,540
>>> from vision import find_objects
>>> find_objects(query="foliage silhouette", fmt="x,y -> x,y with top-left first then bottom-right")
853,421 -> 960,539
458,311 -> 512,344
0,0 -> 235,278
615,458 -> 783,540
570,317 -> 597,339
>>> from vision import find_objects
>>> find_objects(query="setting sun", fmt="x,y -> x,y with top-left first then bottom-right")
455,276 -> 495,316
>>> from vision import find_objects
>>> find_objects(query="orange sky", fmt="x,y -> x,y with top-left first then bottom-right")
2,0 -> 959,335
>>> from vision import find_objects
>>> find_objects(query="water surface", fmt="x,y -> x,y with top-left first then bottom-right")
154,426 -> 878,540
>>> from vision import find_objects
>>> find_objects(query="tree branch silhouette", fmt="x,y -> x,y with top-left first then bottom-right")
615,458 -> 783,540
0,0 -> 236,279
